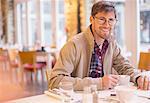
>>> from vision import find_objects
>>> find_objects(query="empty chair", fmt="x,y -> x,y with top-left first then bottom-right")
8,49 -> 19,82
51,52 -> 57,68
36,51 -> 47,68
0,49 -> 9,71
45,69 -> 52,82
138,52 -> 150,72
18,51 -> 46,84
8,49 -> 19,69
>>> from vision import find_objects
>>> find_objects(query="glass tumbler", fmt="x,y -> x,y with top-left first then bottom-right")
59,81 -> 74,102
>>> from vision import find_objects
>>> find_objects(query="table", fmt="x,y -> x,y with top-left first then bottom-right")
8,94 -> 61,103
8,88 -> 150,103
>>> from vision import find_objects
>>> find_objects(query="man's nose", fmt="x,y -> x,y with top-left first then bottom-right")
103,20 -> 110,27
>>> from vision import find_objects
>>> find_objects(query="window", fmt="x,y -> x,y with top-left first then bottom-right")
56,0 -> 66,48
140,10 -> 150,43
139,0 -> 150,51
16,3 -> 27,46
114,2 -> 125,47
15,0 -> 66,49
41,0 -> 52,46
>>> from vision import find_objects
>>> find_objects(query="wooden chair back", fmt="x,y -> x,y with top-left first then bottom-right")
8,49 -> 18,62
19,51 -> 36,66
138,52 -> 150,71
18,51 -> 36,83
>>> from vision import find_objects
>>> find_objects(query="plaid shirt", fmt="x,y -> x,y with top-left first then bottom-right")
89,40 -> 109,78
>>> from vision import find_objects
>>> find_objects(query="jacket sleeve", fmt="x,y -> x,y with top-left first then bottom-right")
48,41 -> 103,91
112,41 -> 140,83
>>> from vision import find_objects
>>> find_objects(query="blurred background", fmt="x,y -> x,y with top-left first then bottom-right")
0,0 -> 150,102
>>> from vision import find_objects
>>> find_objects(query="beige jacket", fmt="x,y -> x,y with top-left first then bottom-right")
48,26 -> 139,91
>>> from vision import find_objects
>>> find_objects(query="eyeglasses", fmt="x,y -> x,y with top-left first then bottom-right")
94,16 -> 117,26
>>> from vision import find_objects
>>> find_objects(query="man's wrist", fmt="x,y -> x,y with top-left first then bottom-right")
135,76 -> 141,86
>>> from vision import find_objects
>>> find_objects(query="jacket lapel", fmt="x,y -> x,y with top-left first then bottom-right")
84,26 -> 94,76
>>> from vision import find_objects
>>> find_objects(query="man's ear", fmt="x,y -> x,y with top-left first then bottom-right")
90,16 -> 94,23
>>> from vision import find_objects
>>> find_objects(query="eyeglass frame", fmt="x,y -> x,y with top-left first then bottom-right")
93,16 -> 117,26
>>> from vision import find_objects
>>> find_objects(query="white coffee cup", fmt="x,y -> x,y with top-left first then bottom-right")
118,75 -> 130,86
115,86 -> 137,103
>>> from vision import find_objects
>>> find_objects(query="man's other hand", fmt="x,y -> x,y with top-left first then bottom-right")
137,76 -> 150,90
102,75 -> 119,89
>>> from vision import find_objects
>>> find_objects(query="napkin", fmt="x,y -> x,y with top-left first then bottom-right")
44,89 -> 69,100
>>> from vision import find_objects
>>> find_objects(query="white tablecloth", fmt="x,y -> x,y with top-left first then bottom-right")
8,88 -> 150,103
8,94 -> 60,103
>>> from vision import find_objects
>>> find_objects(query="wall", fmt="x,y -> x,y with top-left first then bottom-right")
124,0 -> 140,67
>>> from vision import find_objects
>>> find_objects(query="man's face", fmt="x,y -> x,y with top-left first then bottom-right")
90,11 -> 116,40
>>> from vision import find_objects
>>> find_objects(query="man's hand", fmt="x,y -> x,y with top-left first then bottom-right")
137,76 -> 150,90
102,75 -> 119,89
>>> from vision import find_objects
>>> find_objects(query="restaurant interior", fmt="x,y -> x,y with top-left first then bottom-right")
0,0 -> 150,102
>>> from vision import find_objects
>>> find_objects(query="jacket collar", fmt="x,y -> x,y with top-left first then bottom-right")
84,25 -> 115,49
